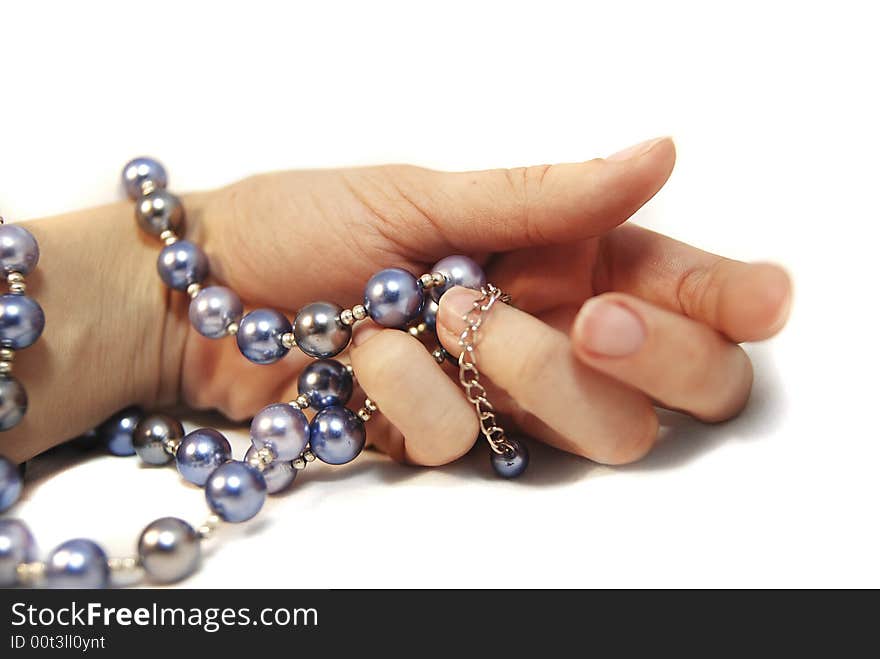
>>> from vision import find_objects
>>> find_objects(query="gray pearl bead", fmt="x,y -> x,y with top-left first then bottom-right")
138,517 -> 201,584
363,267 -> 424,328
0,225 -> 39,276
236,309 -> 291,364
46,538 -> 109,589
205,461 -> 267,523
0,376 -> 27,431
122,157 -> 168,199
430,255 -> 487,302
490,437 -> 530,478
422,297 -> 439,330
157,240 -> 209,291
133,413 -> 184,466
135,190 -> 185,236
0,456 -> 23,512
250,403 -> 309,461
189,286 -> 243,338
297,359 -> 353,410
99,406 -> 143,457
0,294 -> 45,350
245,446 -> 297,494
309,406 -> 366,465
0,519 -> 37,587
293,302 -> 351,359
176,428 -> 232,486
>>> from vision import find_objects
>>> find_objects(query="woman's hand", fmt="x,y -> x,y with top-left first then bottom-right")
166,137 -> 791,466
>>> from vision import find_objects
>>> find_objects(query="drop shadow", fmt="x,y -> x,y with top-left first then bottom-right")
15,344 -> 785,506
621,342 -> 787,472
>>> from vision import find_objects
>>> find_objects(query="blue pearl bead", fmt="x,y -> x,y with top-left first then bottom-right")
245,446 -> 297,494
99,406 -> 143,457
205,461 -> 267,523
236,309 -> 291,364
0,294 -> 45,350
0,225 -> 39,276
122,157 -> 168,199
422,297 -> 439,330
0,376 -> 27,431
490,438 -> 530,478
363,268 -> 424,328
0,456 -> 23,512
189,286 -> 243,339
292,302 -> 351,359
0,519 -> 37,587
46,539 -> 109,589
176,428 -> 232,486
430,255 -> 486,302
250,403 -> 309,461
309,406 -> 366,465
297,359 -> 353,410
157,240 -> 209,291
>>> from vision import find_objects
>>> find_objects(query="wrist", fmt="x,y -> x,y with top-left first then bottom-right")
2,196 -> 189,461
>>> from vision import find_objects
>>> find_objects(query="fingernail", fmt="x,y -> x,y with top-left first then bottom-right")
606,136 -> 668,162
352,324 -> 381,347
437,287 -> 480,334
574,298 -> 646,357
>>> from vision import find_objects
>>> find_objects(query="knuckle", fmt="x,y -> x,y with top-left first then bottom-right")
676,261 -> 723,323
503,164 -> 555,245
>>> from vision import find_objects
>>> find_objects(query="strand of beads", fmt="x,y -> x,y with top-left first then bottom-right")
0,216 -> 45,431
121,157 -> 526,477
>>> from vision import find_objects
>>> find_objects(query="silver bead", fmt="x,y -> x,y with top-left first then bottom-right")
281,332 -> 297,349
186,283 -> 202,299
107,556 -> 144,588
352,304 -> 367,321
7,271 -> 26,295
303,449 -> 316,463
0,349 -> 13,362
339,308 -> 355,326
419,273 -> 435,288
159,230 -> 179,246
289,393 -> 311,410
0,362 -> 11,375
138,517 -> 201,584
292,457 -> 307,470
226,322 -> 239,335
197,514 -> 221,540
15,561 -> 46,588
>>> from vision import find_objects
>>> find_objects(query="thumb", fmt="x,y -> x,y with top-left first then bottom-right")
399,136 -> 675,252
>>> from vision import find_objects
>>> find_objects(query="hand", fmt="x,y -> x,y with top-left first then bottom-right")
167,136 -> 791,466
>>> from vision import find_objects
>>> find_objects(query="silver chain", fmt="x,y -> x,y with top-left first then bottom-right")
457,284 -> 513,455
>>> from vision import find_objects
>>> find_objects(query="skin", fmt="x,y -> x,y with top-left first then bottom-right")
1,137 -> 792,467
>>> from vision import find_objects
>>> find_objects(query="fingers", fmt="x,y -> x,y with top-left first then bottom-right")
572,293 -> 753,422
598,224 -> 793,342
437,287 -> 658,465
349,321 -> 478,466
392,137 -> 676,253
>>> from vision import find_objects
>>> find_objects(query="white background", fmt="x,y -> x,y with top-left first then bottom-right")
1,1 -> 877,588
